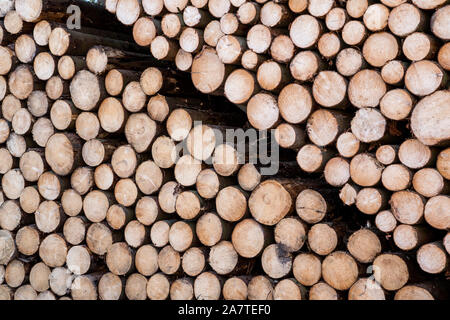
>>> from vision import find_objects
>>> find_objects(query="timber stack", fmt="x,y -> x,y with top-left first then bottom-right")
0,0 -> 448,300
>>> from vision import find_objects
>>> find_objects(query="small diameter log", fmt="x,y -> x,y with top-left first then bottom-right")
393,225 -> 434,251
125,220 -> 148,248
324,157 -> 350,187
326,7 -> 348,31
375,210 -> 398,233
405,61 -> 446,97
39,234 -> 68,268
46,76 -> 68,100
278,83 -> 312,125
135,196 -> 162,227
175,191 -> 203,220
168,221 -> 196,252
216,186 -> 248,222
94,164 -> 115,191
410,90 -> 450,146
35,201 -> 63,234
175,49 -> 192,71
158,245 -> 181,275
170,277 -> 194,300
347,229 -> 382,263
86,223 -> 113,256
293,253 -> 321,287
98,272 -> 124,300
20,186 -> 41,214
413,168 -> 447,198
398,139 -> 435,169
363,4 -> 390,31
196,169 -> 221,199
322,251 -> 358,291
49,267 -> 73,297
336,132 -> 361,158
296,144 -> 333,173
437,148 -> 450,180
114,178 -> 138,207
33,52 -> 55,81
403,33 -> 438,61
191,47 -> 227,94
196,212 -> 231,247
4,11 -> 23,35
261,244 -> 292,279
224,69 -> 257,105
431,5 -> 450,40
309,282 -> 338,300
135,245 -> 158,277
356,188 -> 388,215
380,89 -> 414,121
438,42 -> 450,71
232,218 -> 272,258
295,189 -> 327,224
348,278 -> 385,300
424,195 -> 450,230
174,155 -> 202,187
71,167 -> 94,196
289,15 -> 322,49
147,273 -> 170,300
342,20 -> 367,46
61,189 -> 83,217
133,17 -> 158,47
58,56 -> 86,81
249,180 -> 294,226
63,217 -> 86,246
158,181 -> 180,214
237,164 -> 261,192
317,33 -> 342,59
308,223 -> 338,256
209,241 -> 239,275
151,220 -> 175,248
212,144 -> 241,177
105,69 -> 137,97
307,109 -> 349,147
416,243 -> 447,274
9,65 -> 35,100
182,247 -> 206,277
223,277 -> 248,300
70,70 -> 104,111
179,28 -> 203,53
151,36 -> 178,61
381,60 -> 407,86
274,217 -> 307,253
362,32 -> 399,68
348,69 -> 387,108
204,20 -> 224,47
247,276 -> 273,300
106,242 -> 134,276
186,124 -> 217,161
390,190 -> 425,225
350,153 -> 383,187
247,92 -> 280,130
382,164 -> 412,191
50,100 -> 77,131
290,51 -> 323,81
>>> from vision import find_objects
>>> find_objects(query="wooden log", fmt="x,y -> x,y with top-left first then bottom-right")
49,267 -> 73,297
232,218 -> 272,258
182,247 -> 206,277
342,20 -> 367,46
212,144 -> 241,176
175,49 -> 192,71
39,234 -> 68,268
309,282 -> 338,300
209,241 -> 239,275
438,42 -> 450,71
322,251 -> 358,291
158,245 -> 181,275
204,20 -> 224,47
61,189 -> 83,217
175,191 -> 204,220
413,168 -> 447,198
405,61 -> 446,97
237,163 -> 261,192
398,139 -> 436,169
431,5 -> 450,40
393,224 -> 434,251
380,89 -> 414,121
4,11 -> 23,35
326,7 -> 348,31
348,69 -> 387,108
290,15 -> 321,49
98,272 -> 124,300
363,32 -> 399,68
347,229 -> 382,263
363,3 -> 390,31
375,210 -> 398,233
247,92 -> 280,130
151,220 -> 175,248
293,253 -> 321,287
424,195 -> 450,230
170,277 -> 194,300
216,186 -> 248,222
174,155 -> 202,187
381,60 -> 407,85
350,153 -> 383,187
70,70 -> 104,111
390,190 -> 425,225
223,277 -> 248,300
297,144 -> 333,173
356,188 -> 388,215
63,217 -> 86,246
382,164 -> 412,191
248,276 -> 273,300
403,33 -> 438,61
147,273 -> 170,300
308,223 -> 338,256
410,90 -> 450,146
348,278 -> 385,300
417,242 -> 448,274
169,221 -> 197,252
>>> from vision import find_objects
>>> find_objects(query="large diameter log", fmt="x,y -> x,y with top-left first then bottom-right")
410,90 -> 450,146
289,15 -> 322,49
405,61 -> 446,97
424,195 -> 450,230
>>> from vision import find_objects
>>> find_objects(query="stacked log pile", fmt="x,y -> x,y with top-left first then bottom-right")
0,0 -> 448,300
